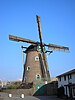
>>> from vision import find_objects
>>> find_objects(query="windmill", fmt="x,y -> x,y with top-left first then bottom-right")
9,15 -> 69,86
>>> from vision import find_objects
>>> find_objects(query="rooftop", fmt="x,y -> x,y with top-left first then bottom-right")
56,69 -> 75,77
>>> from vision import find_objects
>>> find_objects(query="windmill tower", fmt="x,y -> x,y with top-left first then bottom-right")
9,15 -> 69,86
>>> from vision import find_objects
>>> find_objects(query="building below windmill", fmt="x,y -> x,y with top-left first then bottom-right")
57,69 -> 75,99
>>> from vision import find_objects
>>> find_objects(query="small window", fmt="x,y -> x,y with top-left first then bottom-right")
64,75 -> 66,81
35,56 -> 39,61
68,74 -> 72,79
27,66 -> 30,71
59,77 -> 61,81
70,74 -> 72,79
36,74 -> 41,80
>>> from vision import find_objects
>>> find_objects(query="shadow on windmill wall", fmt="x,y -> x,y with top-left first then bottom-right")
33,81 -> 58,96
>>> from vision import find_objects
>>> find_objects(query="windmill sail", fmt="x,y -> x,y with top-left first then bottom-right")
9,35 -> 36,44
36,15 -> 50,79
46,43 -> 69,51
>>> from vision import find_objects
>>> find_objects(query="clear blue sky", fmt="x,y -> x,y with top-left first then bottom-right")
0,0 -> 75,81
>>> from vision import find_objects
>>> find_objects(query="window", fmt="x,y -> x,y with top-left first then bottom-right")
64,75 -> 66,81
59,77 -> 61,81
36,74 -> 41,80
27,66 -> 30,71
68,74 -> 72,79
35,56 -> 39,61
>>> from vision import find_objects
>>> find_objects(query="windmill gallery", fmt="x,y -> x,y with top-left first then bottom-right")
9,15 -> 69,94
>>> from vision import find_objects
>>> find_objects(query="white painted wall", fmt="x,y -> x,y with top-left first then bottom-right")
58,76 -> 68,88
58,73 -> 75,97
58,73 -> 75,88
